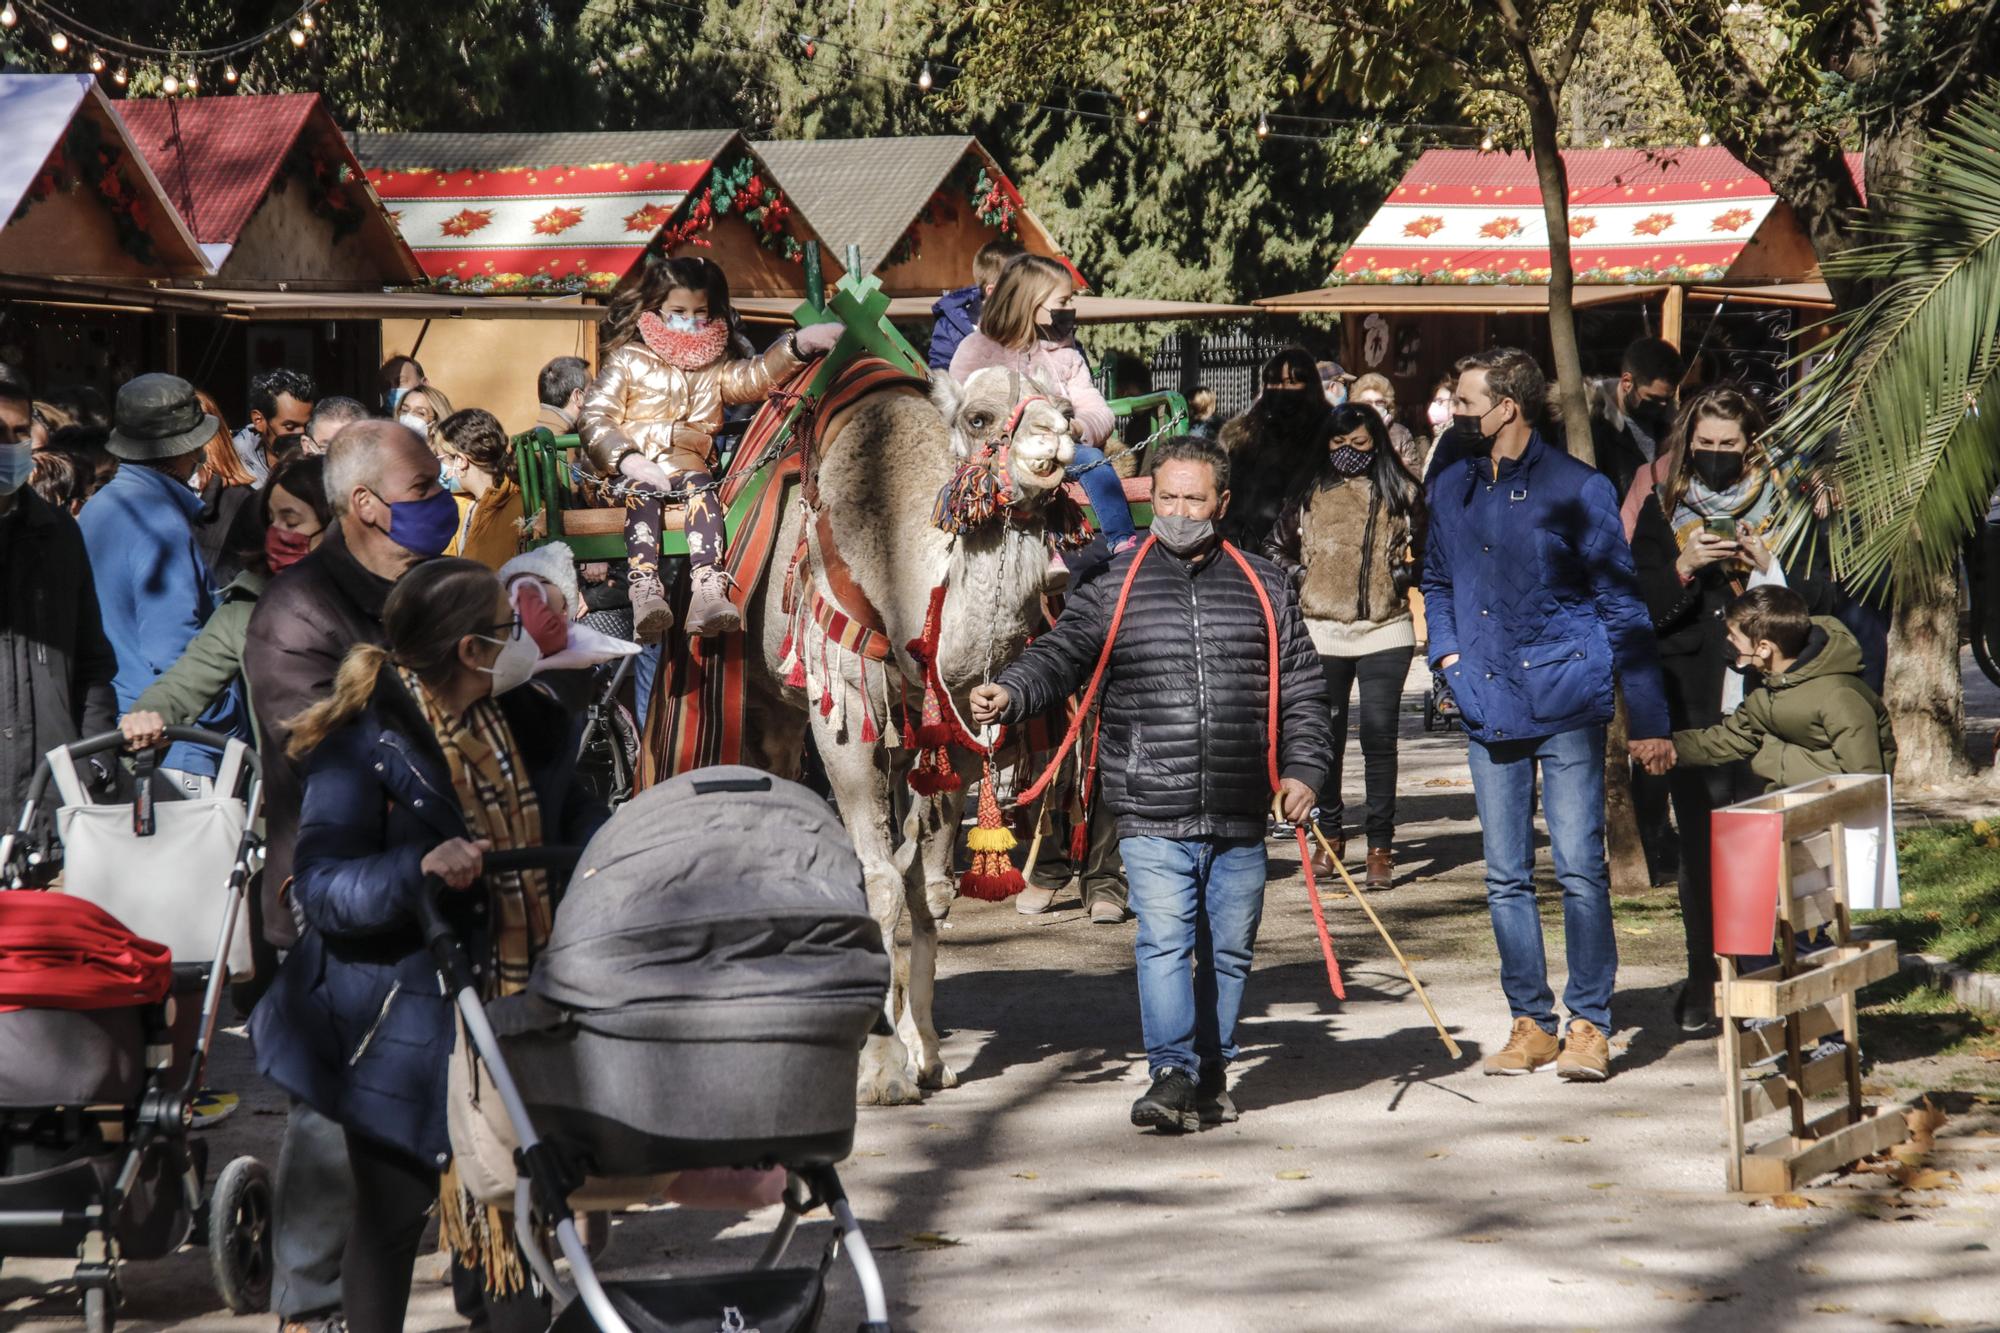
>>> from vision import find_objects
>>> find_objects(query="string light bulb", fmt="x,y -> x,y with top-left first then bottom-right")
89,51 -> 104,72
1256,113 -> 1269,140
113,66 -> 128,86
51,32 -> 70,53
184,71 -> 198,92
1357,128 -> 1372,146
1480,131 -> 1495,152
161,72 -> 179,94
0,6 -> 17,30
1697,130 -> 1713,147
224,63 -> 238,83
1135,106 -> 1151,125
1601,133 -> 1614,149
917,61 -> 932,91
289,27 -> 306,46
300,11 -> 315,29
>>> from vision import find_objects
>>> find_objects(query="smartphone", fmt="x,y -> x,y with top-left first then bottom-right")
1704,515 -> 1738,540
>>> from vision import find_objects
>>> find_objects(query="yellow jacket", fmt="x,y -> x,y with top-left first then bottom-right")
579,338 -> 801,476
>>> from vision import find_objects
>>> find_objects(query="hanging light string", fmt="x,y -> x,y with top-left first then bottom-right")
1,0 -> 323,89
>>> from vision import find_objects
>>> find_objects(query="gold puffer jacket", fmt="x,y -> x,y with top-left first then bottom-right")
578,337 -> 803,476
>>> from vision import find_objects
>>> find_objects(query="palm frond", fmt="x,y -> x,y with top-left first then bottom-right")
1769,79 -> 2000,595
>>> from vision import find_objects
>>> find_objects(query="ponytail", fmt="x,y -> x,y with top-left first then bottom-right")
284,643 -> 391,759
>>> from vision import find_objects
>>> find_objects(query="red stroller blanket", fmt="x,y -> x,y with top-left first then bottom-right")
0,893 -> 172,1012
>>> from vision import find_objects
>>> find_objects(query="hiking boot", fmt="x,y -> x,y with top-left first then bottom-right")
1482,1016 -> 1560,1076
1196,1065 -> 1239,1126
1364,847 -> 1394,891
1310,834 -> 1344,880
629,572 -> 673,641
1015,882 -> 1060,915
1088,898 -> 1129,925
1130,1068 -> 1200,1133
1558,1020 -> 1612,1082
684,564 -> 741,638
1674,986 -> 1717,1035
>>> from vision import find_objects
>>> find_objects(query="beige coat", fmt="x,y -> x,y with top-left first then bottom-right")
579,337 -> 802,475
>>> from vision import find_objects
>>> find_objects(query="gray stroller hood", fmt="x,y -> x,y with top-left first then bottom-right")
491,768 -> 890,1173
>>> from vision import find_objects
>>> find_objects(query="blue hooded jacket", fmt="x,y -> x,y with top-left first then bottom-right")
1422,431 -> 1669,745
928,284 -> 983,371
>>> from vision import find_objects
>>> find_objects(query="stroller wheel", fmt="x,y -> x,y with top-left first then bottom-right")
209,1156 -> 273,1314
83,1284 -> 113,1333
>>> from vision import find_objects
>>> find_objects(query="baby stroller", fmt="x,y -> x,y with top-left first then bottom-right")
0,726 -> 272,1332
424,767 -> 894,1332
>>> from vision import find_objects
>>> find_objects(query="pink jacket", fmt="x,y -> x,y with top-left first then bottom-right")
948,331 -> 1114,447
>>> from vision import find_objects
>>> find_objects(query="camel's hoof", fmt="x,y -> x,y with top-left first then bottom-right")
856,1061 -> 924,1107
917,1060 -> 959,1091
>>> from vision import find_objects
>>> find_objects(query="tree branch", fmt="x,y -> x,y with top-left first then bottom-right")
1549,0 -> 1599,89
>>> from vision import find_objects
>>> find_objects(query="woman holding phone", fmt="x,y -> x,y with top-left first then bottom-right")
1624,386 -> 1833,1035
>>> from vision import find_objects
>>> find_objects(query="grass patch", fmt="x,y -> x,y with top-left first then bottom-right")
1860,978 -> 2000,1067
1855,821 -> 2000,974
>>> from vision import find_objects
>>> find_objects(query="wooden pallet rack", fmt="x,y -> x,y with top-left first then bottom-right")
1712,775 -> 1907,1192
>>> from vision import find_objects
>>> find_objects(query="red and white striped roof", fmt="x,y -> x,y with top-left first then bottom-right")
1334,147 -> 1859,286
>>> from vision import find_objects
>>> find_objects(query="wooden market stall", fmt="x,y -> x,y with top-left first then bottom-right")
120,93 -> 422,289
1258,146 -> 1853,406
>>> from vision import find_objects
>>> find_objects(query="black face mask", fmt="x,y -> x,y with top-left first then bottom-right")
1453,405 -> 1502,453
1039,308 -> 1077,342
1628,399 -> 1674,442
1689,449 -> 1745,491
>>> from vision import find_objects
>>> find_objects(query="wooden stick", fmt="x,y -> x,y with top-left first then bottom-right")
1306,818 -> 1462,1059
1019,782 -> 1054,887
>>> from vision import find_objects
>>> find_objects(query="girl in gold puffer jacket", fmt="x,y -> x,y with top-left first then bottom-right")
579,256 -> 839,638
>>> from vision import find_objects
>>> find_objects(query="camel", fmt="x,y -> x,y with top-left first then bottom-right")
741,366 -> 1079,1105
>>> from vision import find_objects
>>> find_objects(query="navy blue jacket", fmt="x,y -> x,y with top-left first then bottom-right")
1422,431 -> 1669,744
250,671 -> 606,1167
927,284 -> 983,371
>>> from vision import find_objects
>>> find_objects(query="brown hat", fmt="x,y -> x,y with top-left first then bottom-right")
108,373 -> 220,462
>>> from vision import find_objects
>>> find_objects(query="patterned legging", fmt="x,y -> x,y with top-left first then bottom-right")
624,467 -> 725,583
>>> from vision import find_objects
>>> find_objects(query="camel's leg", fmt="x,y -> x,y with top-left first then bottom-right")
899,787 -> 967,1090
813,713 -> 923,1106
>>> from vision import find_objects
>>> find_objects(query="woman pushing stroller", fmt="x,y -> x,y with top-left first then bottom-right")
579,255 -> 842,642
249,558 -> 607,1332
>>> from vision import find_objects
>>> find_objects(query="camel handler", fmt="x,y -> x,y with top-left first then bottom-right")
971,435 -> 1332,1133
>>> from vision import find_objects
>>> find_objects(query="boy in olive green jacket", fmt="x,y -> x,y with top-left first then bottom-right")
1673,585 -> 1895,788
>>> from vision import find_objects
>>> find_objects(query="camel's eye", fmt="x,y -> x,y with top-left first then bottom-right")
966,412 -> 992,431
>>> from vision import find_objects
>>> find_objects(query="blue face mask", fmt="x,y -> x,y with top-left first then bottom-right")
387,386 -> 408,413
0,443 -> 32,496
366,487 -> 459,557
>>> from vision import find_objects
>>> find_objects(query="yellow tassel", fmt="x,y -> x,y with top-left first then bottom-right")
966,824 -> 1016,853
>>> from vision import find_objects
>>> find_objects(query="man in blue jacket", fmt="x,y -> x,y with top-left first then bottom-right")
80,373 -> 247,791
927,236 -> 1024,370
1423,348 -> 1674,1083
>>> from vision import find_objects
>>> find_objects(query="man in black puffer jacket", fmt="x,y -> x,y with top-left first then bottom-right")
974,435 -> 1331,1133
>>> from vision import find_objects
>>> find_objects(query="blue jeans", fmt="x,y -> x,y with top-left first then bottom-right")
632,641 -> 662,735
1465,726 -> 1616,1034
1120,835 -> 1267,1077
1068,445 -> 1137,549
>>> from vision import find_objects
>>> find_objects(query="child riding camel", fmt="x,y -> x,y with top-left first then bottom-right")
580,256 -> 840,639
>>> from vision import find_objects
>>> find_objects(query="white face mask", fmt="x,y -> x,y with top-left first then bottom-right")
398,413 -> 431,437
1427,397 -> 1452,429
477,627 -> 540,696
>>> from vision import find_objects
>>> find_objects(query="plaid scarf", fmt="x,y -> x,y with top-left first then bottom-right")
397,667 -> 552,1293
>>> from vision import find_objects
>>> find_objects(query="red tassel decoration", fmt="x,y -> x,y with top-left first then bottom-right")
1069,821 -> 1089,864
817,638 -> 834,717
907,742 -> 961,796
958,760 -> 1025,901
858,661 -> 880,744
780,626 -> 806,689
913,681 -> 952,749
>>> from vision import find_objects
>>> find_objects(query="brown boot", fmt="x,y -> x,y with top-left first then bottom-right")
1309,834 -> 1345,880
684,563 -> 741,637
1482,1016 -> 1560,1075
1364,847 -> 1394,890
629,571 -> 673,641
1557,1019 -> 1612,1082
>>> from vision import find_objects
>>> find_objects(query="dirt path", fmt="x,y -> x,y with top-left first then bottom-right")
7,667 -> 1997,1331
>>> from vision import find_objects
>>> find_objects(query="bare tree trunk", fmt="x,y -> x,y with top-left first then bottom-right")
1887,571 -> 1973,786
1604,696 -> 1651,894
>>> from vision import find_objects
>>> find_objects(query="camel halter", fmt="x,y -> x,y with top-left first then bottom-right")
1009,536 -> 1348,1001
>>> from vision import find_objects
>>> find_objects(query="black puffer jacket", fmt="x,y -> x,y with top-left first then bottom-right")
995,540 -> 1332,839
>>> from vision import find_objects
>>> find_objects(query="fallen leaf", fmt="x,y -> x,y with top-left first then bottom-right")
1624,926 -> 1654,935
1426,1150 -> 1451,1159
1768,1194 -> 1819,1210
905,1231 -> 962,1250
924,1122 -> 947,1131
1275,1169 -> 1311,1181
1521,1134 -> 1539,1141
854,1150 -> 886,1158
1012,1171 -> 1038,1180
1863,1081 -> 1899,1098
1618,1257 -> 1645,1269
1558,1135 -> 1591,1144
1588,1182 -> 1617,1190
1798,1262 -> 1829,1276
1812,1304 -> 1849,1315
1892,1167 -> 1961,1191
1886,1314 -> 1952,1328
1906,1098 -> 1950,1153
1611,1110 -> 1649,1119
1461,1234 -> 1502,1244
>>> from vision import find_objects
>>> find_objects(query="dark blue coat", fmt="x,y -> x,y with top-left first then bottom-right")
1422,431 -> 1669,745
249,671 -> 606,1167
927,284 -> 983,371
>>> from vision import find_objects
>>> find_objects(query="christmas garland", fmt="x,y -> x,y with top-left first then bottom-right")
11,115 -> 156,264
657,155 -> 803,262
279,141 -> 369,244
966,164 -> 1019,236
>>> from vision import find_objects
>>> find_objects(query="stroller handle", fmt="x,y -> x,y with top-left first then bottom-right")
416,846 -> 584,993
60,725 -> 254,762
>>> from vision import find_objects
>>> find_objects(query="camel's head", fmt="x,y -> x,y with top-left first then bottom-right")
933,366 -> 1077,501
